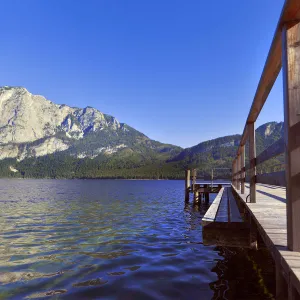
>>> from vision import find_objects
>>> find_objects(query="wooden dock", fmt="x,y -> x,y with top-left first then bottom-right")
232,183 -> 300,299
184,169 -> 231,204
189,0 -> 300,298
230,0 -> 300,298
201,187 -> 252,248
199,182 -> 299,298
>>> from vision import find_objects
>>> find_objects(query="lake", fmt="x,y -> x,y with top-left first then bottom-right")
0,179 -> 275,299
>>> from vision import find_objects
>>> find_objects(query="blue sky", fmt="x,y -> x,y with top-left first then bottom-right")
1,0 -> 284,148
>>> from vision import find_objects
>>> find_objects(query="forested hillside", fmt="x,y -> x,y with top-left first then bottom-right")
0,122 -> 284,179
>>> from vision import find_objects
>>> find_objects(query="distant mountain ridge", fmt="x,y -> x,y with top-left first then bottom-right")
172,122 -> 284,164
0,86 -> 181,161
0,86 -> 284,179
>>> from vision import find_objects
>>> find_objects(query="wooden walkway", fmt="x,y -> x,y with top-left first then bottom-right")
202,187 -> 250,248
189,0 -> 300,297
233,183 -> 300,297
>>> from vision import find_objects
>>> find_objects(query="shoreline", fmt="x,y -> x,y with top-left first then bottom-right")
0,177 -> 230,182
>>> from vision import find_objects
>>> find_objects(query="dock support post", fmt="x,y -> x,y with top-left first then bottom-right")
282,22 -> 300,251
204,184 -> 209,204
185,169 -> 190,202
241,145 -> 245,194
193,190 -> 200,204
249,122 -> 256,203
192,169 -> 196,192
232,159 -> 237,188
232,160 -> 234,188
237,154 -> 241,190
218,184 -> 222,192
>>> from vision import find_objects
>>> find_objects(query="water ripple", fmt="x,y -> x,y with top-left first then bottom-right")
0,179 -> 275,299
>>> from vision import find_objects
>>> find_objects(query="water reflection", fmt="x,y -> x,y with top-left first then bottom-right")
0,179 -> 274,299
211,247 -> 275,299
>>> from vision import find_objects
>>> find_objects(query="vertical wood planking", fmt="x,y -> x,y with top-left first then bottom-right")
249,123 -> 256,203
241,145 -> 245,194
282,22 -> 300,251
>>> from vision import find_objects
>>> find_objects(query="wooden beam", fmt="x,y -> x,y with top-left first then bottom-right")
204,184 -> 209,203
256,137 -> 284,166
276,263 -> 288,300
202,223 -> 251,248
241,145 -> 245,194
237,155 -> 241,190
282,21 -> 300,251
193,187 -> 222,193
249,123 -> 256,203
237,0 -> 300,156
194,191 -> 200,204
233,159 -> 237,188
256,171 -> 286,187
185,169 -> 190,202
202,188 -> 224,226
234,167 -> 246,176
192,169 -> 196,192
232,161 -> 234,187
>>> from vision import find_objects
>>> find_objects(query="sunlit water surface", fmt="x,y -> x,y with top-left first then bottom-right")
0,179 -> 275,299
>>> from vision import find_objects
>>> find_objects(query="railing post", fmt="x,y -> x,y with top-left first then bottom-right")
235,159 -> 238,188
237,155 -> 241,190
233,159 -> 237,188
232,161 -> 235,187
282,22 -> 300,251
249,122 -> 256,203
185,169 -> 190,202
241,145 -> 245,194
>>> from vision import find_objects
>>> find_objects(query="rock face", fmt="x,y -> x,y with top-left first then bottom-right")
0,86 -> 120,144
256,122 -> 284,139
0,86 -> 180,161
0,87 -> 128,160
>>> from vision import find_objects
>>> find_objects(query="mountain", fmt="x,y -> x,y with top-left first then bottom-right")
165,122 -> 284,178
0,86 -> 284,179
171,134 -> 241,164
173,122 -> 284,164
255,122 -> 284,154
0,86 -> 181,162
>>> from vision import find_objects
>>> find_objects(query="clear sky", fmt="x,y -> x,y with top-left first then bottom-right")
0,0 -> 285,148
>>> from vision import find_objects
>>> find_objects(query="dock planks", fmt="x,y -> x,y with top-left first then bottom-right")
202,187 -> 249,248
233,183 -> 300,295
202,188 -> 224,226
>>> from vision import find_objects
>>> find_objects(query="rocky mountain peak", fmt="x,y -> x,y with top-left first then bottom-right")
256,122 -> 284,139
0,87 -> 129,160
0,87 -> 122,145
0,87 -> 178,162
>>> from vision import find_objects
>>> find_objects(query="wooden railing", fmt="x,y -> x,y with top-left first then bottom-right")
232,0 -> 300,251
